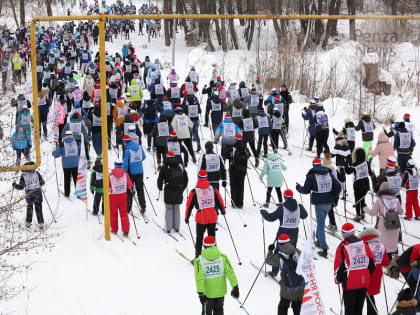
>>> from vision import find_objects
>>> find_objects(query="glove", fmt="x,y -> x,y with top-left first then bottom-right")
303,107 -> 307,111
231,286 -> 239,299
90,188 -> 94,194
12,182 -> 17,189
222,210 -> 226,216
198,293 -> 206,305
203,84 -> 207,89
222,180 -> 227,188
185,218 -> 189,224
184,161 -> 188,168
158,186 -> 163,191
296,183 -> 301,190
410,259 -> 419,268
268,244 -> 275,252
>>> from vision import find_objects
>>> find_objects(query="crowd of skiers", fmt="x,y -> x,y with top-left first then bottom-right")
3,11 -> 420,314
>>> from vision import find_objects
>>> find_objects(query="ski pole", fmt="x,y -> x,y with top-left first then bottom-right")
235,298 -> 250,315
242,258 -> 265,306
366,293 -> 380,315
9,186 -> 14,205
338,284 -> 344,315
246,172 -> 256,206
53,157 -> 61,198
224,187 -> 247,227
129,208 -> 140,239
143,184 -> 158,216
156,189 -> 161,202
298,192 -> 308,240
187,221 -> 195,248
152,147 -> 157,175
262,216 -> 267,274
222,214 -> 242,265
42,190 -> 57,223
382,276 -> 389,315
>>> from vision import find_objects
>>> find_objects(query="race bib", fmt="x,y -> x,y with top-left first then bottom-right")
157,122 -> 169,137
408,170 -> 419,190
250,95 -> 259,107
188,105 -> 198,118
124,123 -> 135,135
177,117 -> 188,129
92,114 -> 101,126
211,101 -> 221,111
315,173 -> 332,193
243,118 -> 254,132
224,122 -> 235,137
170,87 -> 180,99
23,172 -> 40,190
167,141 -> 180,155
155,84 -> 164,95
257,115 -> 269,128
196,186 -> 215,210
346,127 -> 355,141
129,149 -> 143,163
70,122 -> 81,135
130,85 -> 139,95
272,116 -> 282,129
355,162 -> 369,181
200,255 -> 224,280
110,175 -> 127,194
363,120 -> 374,133
162,101 -> 172,111
232,107 -> 242,118
240,87 -> 249,98
368,241 -> 385,265
64,141 -> 78,157
282,207 -> 300,229
205,154 -> 220,172
399,133 -> 411,149
345,241 -> 369,271
387,175 -> 402,195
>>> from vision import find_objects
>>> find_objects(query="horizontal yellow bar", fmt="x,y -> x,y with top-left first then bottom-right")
33,14 -> 420,23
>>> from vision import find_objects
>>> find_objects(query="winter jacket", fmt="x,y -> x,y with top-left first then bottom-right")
214,118 -> 242,145
123,141 -> 146,175
302,104 -> 323,136
363,189 -> 404,253
256,111 -> 271,136
356,115 -> 375,141
205,94 -> 224,126
297,165 -> 341,205
334,235 -> 376,291
375,170 -> 401,195
171,113 -> 193,139
266,243 -> 305,301
370,131 -> 395,169
157,157 -> 188,205
194,246 -> 238,299
185,178 -> 225,225
397,244 -> 420,274
182,95 -> 201,122
53,136 -> 81,169
394,128 -> 415,155
109,167 -> 133,195
128,78 -> 143,101
261,198 -> 308,245
240,110 -> 257,141
230,141 -> 250,174
280,89 -> 292,106
401,168 -> 419,191
330,137 -> 351,167
11,127 -> 31,150
359,228 -> 390,296
16,108 -> 33,133
113,99 -> 127,127
153,115 -> 171,147
13,170 -> 44,204
158,97 -> 173,118
90,169 -> 104,193
346,147 -> 375,194
62,115 -> 89,144
225,99 -> 245,125
198,152 -> 226,184
166,137 -> 189,166
259,153 -> 287,187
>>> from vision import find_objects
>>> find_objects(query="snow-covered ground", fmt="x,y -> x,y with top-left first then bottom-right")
1,1 -> 420,314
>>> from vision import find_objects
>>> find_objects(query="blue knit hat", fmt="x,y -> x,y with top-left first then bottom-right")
114,159 -> 123,168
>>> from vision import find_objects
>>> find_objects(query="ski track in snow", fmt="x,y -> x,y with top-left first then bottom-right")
1,1 -> 420,314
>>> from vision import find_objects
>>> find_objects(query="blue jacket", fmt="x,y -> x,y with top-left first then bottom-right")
53,137 -> 81,168
259,153 -> 287,187
14,171 -> 45,205
215,118 -> 242,145
261,198 -> 308,246
296,165 -> 341,205
122,45 -> 128,57
11,128 -> 31,149
394,128 -> 415,154
256,112 -> 271,136
123,141 -> 146,174
302,105 -> 323,137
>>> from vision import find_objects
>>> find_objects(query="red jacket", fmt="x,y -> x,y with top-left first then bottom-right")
398,244 -> 420,273
185,178 -> 225,225
109,168 -> 133,195
334,235 -> 376,291
360,234 -> 389,296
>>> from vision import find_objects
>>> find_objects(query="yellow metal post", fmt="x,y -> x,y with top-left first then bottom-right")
99,15 -> 111,241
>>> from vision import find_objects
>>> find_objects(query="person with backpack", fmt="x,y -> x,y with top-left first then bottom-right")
334,223 -> 376,315
364,181 -> 404,261
109,159 -> 133,236
394,121 -> 416,175
123,134 -> 147,214
182,90 -> 202,152
314,110 -> 330,158
89,159 -> 104,216
229,134 -> 250,209
214,113 -> 242,165
375,162 -> 402,200
205,89 -> 224,136
194,236 -> 239,315
141,100 -> 159,151
266,234 -> 305,315
296,158 -> 341,258
198,141 -> 226,191
355,113 -> 375,161
359,228 -> 390,315
11,125 -> 31,166
402,159 -> 420,220
157,151 -> 188,233
12,161 -> 45,229
185,170 -> 226,258
259,153 -> 287,207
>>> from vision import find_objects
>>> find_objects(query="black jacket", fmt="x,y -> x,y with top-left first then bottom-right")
157,158 -> 188,205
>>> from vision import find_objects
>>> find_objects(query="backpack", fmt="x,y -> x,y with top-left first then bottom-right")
144,104 -> 156,121
168,165 -> 185,188
233,149 -> 248,172
379,197 -> 401,230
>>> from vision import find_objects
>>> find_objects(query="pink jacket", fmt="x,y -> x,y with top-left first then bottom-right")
369,131 -> 395,169
363,192 -> 403,253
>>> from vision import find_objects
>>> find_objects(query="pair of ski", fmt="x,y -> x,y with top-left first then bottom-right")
151,218 -> 186,242
113,232 -> 138,246
249,261 -> 280,284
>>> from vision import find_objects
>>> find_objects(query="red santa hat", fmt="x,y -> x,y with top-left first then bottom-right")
277,234 -> 290,244
166,151 -> 175,158
312,158 -> 322,166
203,236 -> 216,247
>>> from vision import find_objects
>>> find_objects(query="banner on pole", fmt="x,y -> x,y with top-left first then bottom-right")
75,134 -> 87,201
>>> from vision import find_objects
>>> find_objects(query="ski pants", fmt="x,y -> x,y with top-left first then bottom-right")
328,204 -> 337,227
165,203 -> 180,232
266,187 -> 282,204
179,138 -> 196,162
244,137 -> 257,157
128,173 -> 146,211
195,222 -> 216,257
343,288 -> 367,315
308,135 -> 315,151
63,167 -> 77,197
110,193 -> 130,233
26,202 -> 44,225
315,203 -> 331,250
406,190 -> 420,218
363,140 -> 372,160
205,296 -> 224,315
156,145 -> 165,165
191,119 -> 200,146
366,294 -> 378,315
257,134 -> 269,157
398,153 -> 410,175
270,129 -> 287,151
315,129 -> 329,158
229,170 -> 246,208
92,132 -> 102,157
221,144 -> 233,165
93,192 -> 103,215
278,297 -> 301,315
15,148 -> 30,165
348,140 -> 355,153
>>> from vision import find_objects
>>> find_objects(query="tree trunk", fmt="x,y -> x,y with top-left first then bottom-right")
46,0 -> 53,16
211,0 -> 222,46
347,0 -> 356,40
321,0 -> 337,49
164,0 -> 172,46
227,0 -> 239,49
391,0 -> 397,15
246,0 -> 255,50
199,0 -> 215,51
314,0 -> 324,45
219,0 -> 228,51
330,0 -> 341,36
10,0 -> 19,27
272,0 -> 283,47
236,0 -> 245,26
19,0 -> 24,26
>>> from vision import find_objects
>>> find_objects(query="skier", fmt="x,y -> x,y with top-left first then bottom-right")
12,161 -> 45,229
241,108 -> 259,167
374,161 -> 402,199
171,107 -> 196,162
266,234 -> 305,315
403,113 -> 415,138
369,130 -> 395,172
256,108 -> 271,159
185,170 -> 226,258
301,100 -> 321,152
214,113 -> 242,165
279,83 -> 292,133
355,113 -> 375,160
89,159 -> 103,216
11,125 -> 31,166
314,110 -> 330,158
401,159 -> 420,220
166,131 -> 189,167
198,141 -> 226,190
225,98 -> 245,126
270,107 -> 287,152
141,100 -> 159,151
53,130 -> 81,197
182,90 -> 201,152
205,89 -> 224,136
334,222 -> 376,315
157,151 -> 188,233
194,236 -> 239,315
364,182 -> 404,261
394,121 -> 415,175
229,134 -> 249,209
109,159 -> 132,236
153,114 -> 171,170
359,228 -> 390,315
122,135 -> 147,214
259,153 -> 287,207
345,147 -> 375,222
296,158 -> 341,257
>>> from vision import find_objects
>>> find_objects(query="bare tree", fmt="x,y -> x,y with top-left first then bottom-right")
227,0 -> 239,49
19,0 -> 24,26
347,0 -> 356,40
